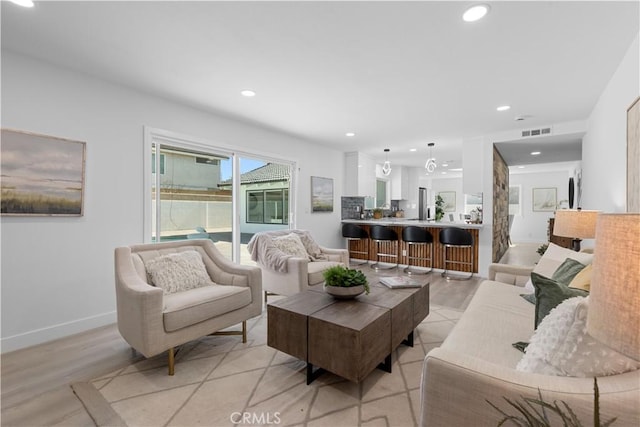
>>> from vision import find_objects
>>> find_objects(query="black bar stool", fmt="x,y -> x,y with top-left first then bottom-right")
370,225 -> 399,270
341,223 -> 369,265
439,227 -> 474,280
402,226 -> 434,275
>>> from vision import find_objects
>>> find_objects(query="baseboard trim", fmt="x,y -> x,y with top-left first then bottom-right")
1,311 -> 117,353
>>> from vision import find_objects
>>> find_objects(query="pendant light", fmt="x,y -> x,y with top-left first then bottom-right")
382,148 -> 392,176
425,143 -> 437,174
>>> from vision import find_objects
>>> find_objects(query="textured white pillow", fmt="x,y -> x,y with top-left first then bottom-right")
296,232 -> 323,259
272,233 -> 310,259
145,250 -> 213,295
524,243 -> 595,290
517,296 -> 640,377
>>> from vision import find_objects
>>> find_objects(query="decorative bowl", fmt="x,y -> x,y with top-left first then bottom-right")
324,284 -> 365,299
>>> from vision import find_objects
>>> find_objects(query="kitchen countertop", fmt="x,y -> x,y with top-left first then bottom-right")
341,219 -> 484,229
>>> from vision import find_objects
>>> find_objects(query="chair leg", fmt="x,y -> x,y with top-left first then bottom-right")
242,320 -> 247,343
168,347 -> 175,376
441,246 -> 474,280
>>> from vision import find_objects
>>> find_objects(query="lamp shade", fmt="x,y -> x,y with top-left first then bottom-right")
553,209 -> 599,239
587,213 -> 640,361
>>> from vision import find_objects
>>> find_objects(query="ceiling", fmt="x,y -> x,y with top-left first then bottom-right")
2,1 -> 638,172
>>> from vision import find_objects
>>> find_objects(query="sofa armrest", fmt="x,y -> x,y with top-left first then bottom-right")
420,348 -> 640,427
319,246 -> 349,265
488,263 -> 533,286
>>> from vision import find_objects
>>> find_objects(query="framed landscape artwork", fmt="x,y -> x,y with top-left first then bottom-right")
532,187 -> 556,212
1,129 -> 86,216
311,176 -> 333,212
509,185 -> 521,215
438,191 -> 456,212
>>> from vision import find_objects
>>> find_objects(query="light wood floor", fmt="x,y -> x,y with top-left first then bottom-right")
1,244 -> 538,426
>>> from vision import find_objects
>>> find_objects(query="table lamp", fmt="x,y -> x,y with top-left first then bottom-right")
587,213 -> 640,361
553,209 -> 599,251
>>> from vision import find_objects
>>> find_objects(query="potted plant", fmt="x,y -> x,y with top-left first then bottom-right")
373,208 -> 383,219
435,194 -> 445,221
322,265 -> 370,299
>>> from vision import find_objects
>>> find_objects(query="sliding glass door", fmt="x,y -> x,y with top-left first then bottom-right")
146,128 -> 295,263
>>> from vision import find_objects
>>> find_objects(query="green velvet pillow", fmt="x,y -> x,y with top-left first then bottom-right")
521,258 -> 587,306
551,258 -> 586,284
531,272 -> 588,329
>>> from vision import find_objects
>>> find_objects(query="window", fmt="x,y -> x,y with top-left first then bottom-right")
151,153 -> 165,174
145,127 -> 295,264
247,189 -> 289,224
376,179 -> 387,208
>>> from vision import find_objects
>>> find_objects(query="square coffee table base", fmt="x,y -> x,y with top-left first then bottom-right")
305,330 -> 413,384
306,353 -> 393,385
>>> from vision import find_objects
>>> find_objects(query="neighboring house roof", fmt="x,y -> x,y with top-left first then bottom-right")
219,163 -> 290,186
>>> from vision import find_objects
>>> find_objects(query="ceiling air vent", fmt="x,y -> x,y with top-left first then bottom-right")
521,127 -> 552,138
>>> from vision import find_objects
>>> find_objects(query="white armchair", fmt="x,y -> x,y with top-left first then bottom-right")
114,239 -> 262,375
247,229 -> 348,300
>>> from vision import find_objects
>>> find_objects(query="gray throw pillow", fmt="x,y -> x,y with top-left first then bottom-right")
531,272 -> 588,329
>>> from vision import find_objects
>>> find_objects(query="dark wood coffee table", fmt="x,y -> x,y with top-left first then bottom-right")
267,282 -> 429,384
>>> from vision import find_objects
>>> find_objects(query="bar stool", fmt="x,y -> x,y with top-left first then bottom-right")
341,223 -> 369,265
402,226 -> 433,275
370,225 -> 399,270
439,227 -> 474,280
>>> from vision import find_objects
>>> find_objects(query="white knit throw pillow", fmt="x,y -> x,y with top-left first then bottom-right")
517,296 -> 640,376
145,250 -> 213,295
272,233 -> 310,259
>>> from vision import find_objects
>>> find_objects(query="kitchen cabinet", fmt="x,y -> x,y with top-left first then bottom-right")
345,152 -> 376,198
390,166 -> 409,199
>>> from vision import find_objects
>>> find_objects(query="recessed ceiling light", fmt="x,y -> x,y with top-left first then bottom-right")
410,148 -> 417,152
345,132 -> 356,137
518,166 -> 525,169
240,90 -> 256,97
450,168 -> 463,172
463,4 -> 489,22
442,163 -> 449,167
441,171 -> 447,175
531,151 -> 541,156
9,0 -> 34,7
496,105 -> 511,112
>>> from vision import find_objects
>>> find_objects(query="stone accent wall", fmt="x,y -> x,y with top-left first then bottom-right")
493,146 -> 510,262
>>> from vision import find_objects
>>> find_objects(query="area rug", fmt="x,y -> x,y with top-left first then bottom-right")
73,304 -> 462,427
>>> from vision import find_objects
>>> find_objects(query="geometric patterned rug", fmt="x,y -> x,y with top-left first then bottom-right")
80,302 -> 462,427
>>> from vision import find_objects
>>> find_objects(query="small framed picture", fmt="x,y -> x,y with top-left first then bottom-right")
532,187 -> 557,212
438,191 -> 456,212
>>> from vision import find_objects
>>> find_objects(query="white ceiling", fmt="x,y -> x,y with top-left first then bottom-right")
2,1 -> 638,171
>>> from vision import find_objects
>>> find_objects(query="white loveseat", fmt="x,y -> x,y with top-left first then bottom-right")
419,261 -> 640,426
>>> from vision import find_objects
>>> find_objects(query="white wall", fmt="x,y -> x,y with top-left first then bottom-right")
582,34 -> 639,212
508,167 -> 574,242
0,51 -> 345,352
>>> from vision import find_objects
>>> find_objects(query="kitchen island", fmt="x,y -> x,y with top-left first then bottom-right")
341,219 -> 483,273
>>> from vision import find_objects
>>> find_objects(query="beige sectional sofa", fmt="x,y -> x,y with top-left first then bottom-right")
419,262 -> 640,426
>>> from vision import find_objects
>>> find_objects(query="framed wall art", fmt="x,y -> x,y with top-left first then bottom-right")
509,185 -> 521,216
532,187 -> 556,212
438,191 -> 456,212
1,129 -> 86,216
311,176 -> 333,212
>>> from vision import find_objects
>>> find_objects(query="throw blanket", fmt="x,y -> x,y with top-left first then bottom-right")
247,233 -> 291,273
247,230 -> 327,273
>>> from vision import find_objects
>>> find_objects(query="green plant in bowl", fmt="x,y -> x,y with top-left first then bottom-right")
323,265 -> 370,294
